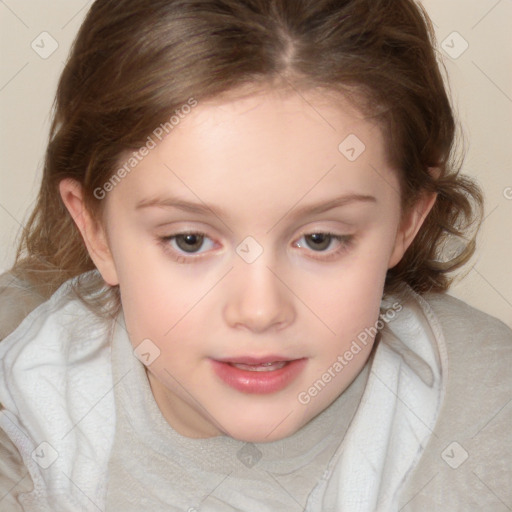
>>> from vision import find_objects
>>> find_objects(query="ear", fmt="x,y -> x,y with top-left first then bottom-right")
59,178 -> 119,286
388,189 -> 437,269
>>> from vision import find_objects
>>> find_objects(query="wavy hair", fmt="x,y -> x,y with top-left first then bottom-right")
11,0 -> 483,319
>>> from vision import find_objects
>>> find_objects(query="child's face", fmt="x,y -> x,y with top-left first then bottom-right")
82,87 -> 431,442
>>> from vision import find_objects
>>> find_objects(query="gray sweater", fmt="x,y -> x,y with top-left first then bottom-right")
0,272 -> 511,511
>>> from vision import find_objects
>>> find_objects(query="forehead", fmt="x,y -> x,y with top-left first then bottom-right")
109,86 -> 397,216
180,86 -> 383,150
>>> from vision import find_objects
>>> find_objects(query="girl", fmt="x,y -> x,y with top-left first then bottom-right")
1,0 -> 510,510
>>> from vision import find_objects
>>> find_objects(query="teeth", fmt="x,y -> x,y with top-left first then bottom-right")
229,361 -> 289,372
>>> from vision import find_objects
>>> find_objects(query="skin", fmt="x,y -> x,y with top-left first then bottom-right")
60,86 -> 436,443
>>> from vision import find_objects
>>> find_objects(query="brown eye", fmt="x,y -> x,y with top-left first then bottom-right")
304,233 -> 332,251
174,233 -> 205,253
293,232 -> 354,261
158,231 -> 216,263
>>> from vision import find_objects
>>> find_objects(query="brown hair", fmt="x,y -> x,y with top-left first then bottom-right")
11,0 -> 483,318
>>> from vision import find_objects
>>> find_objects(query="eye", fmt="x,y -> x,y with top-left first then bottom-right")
158,230 -> 354,264
159,232 -> 215,259
294,232 -> 354,259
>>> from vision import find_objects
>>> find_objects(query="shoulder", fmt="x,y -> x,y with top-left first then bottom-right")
424,290 -> 511,343
0,417 -> 32,510
399,291 -> 512,510
0,271 -> 47,342
423,291 -> 511,378
0,272 -> 42,507
423,292 -> 511,401
0,270 -> 116,507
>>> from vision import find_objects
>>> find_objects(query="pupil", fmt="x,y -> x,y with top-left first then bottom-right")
177,234 -> 203,252
307,233 -> 330,251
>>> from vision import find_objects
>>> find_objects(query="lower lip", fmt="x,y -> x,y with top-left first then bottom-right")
210,358 -> 307,394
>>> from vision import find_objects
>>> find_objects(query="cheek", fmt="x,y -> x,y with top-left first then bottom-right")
301,237 -> 393,341
119,272 -> 199,346
305,278 -> 383,358
105,224 -> 193,337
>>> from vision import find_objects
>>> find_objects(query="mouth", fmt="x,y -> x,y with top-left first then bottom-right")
210,356 -> 307,394
227,360 -> 289,372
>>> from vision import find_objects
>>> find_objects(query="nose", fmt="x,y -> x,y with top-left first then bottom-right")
223,257 -> 295,333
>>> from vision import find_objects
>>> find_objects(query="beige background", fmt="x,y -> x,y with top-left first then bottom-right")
1,0 -> 511,328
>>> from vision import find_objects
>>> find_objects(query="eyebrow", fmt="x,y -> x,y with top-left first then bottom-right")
135,193 -> 377,219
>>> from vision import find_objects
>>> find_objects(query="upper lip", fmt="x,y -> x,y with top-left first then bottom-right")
214,355 -> 302,364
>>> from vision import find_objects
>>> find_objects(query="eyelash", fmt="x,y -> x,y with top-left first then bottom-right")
157,231 -> 354,264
